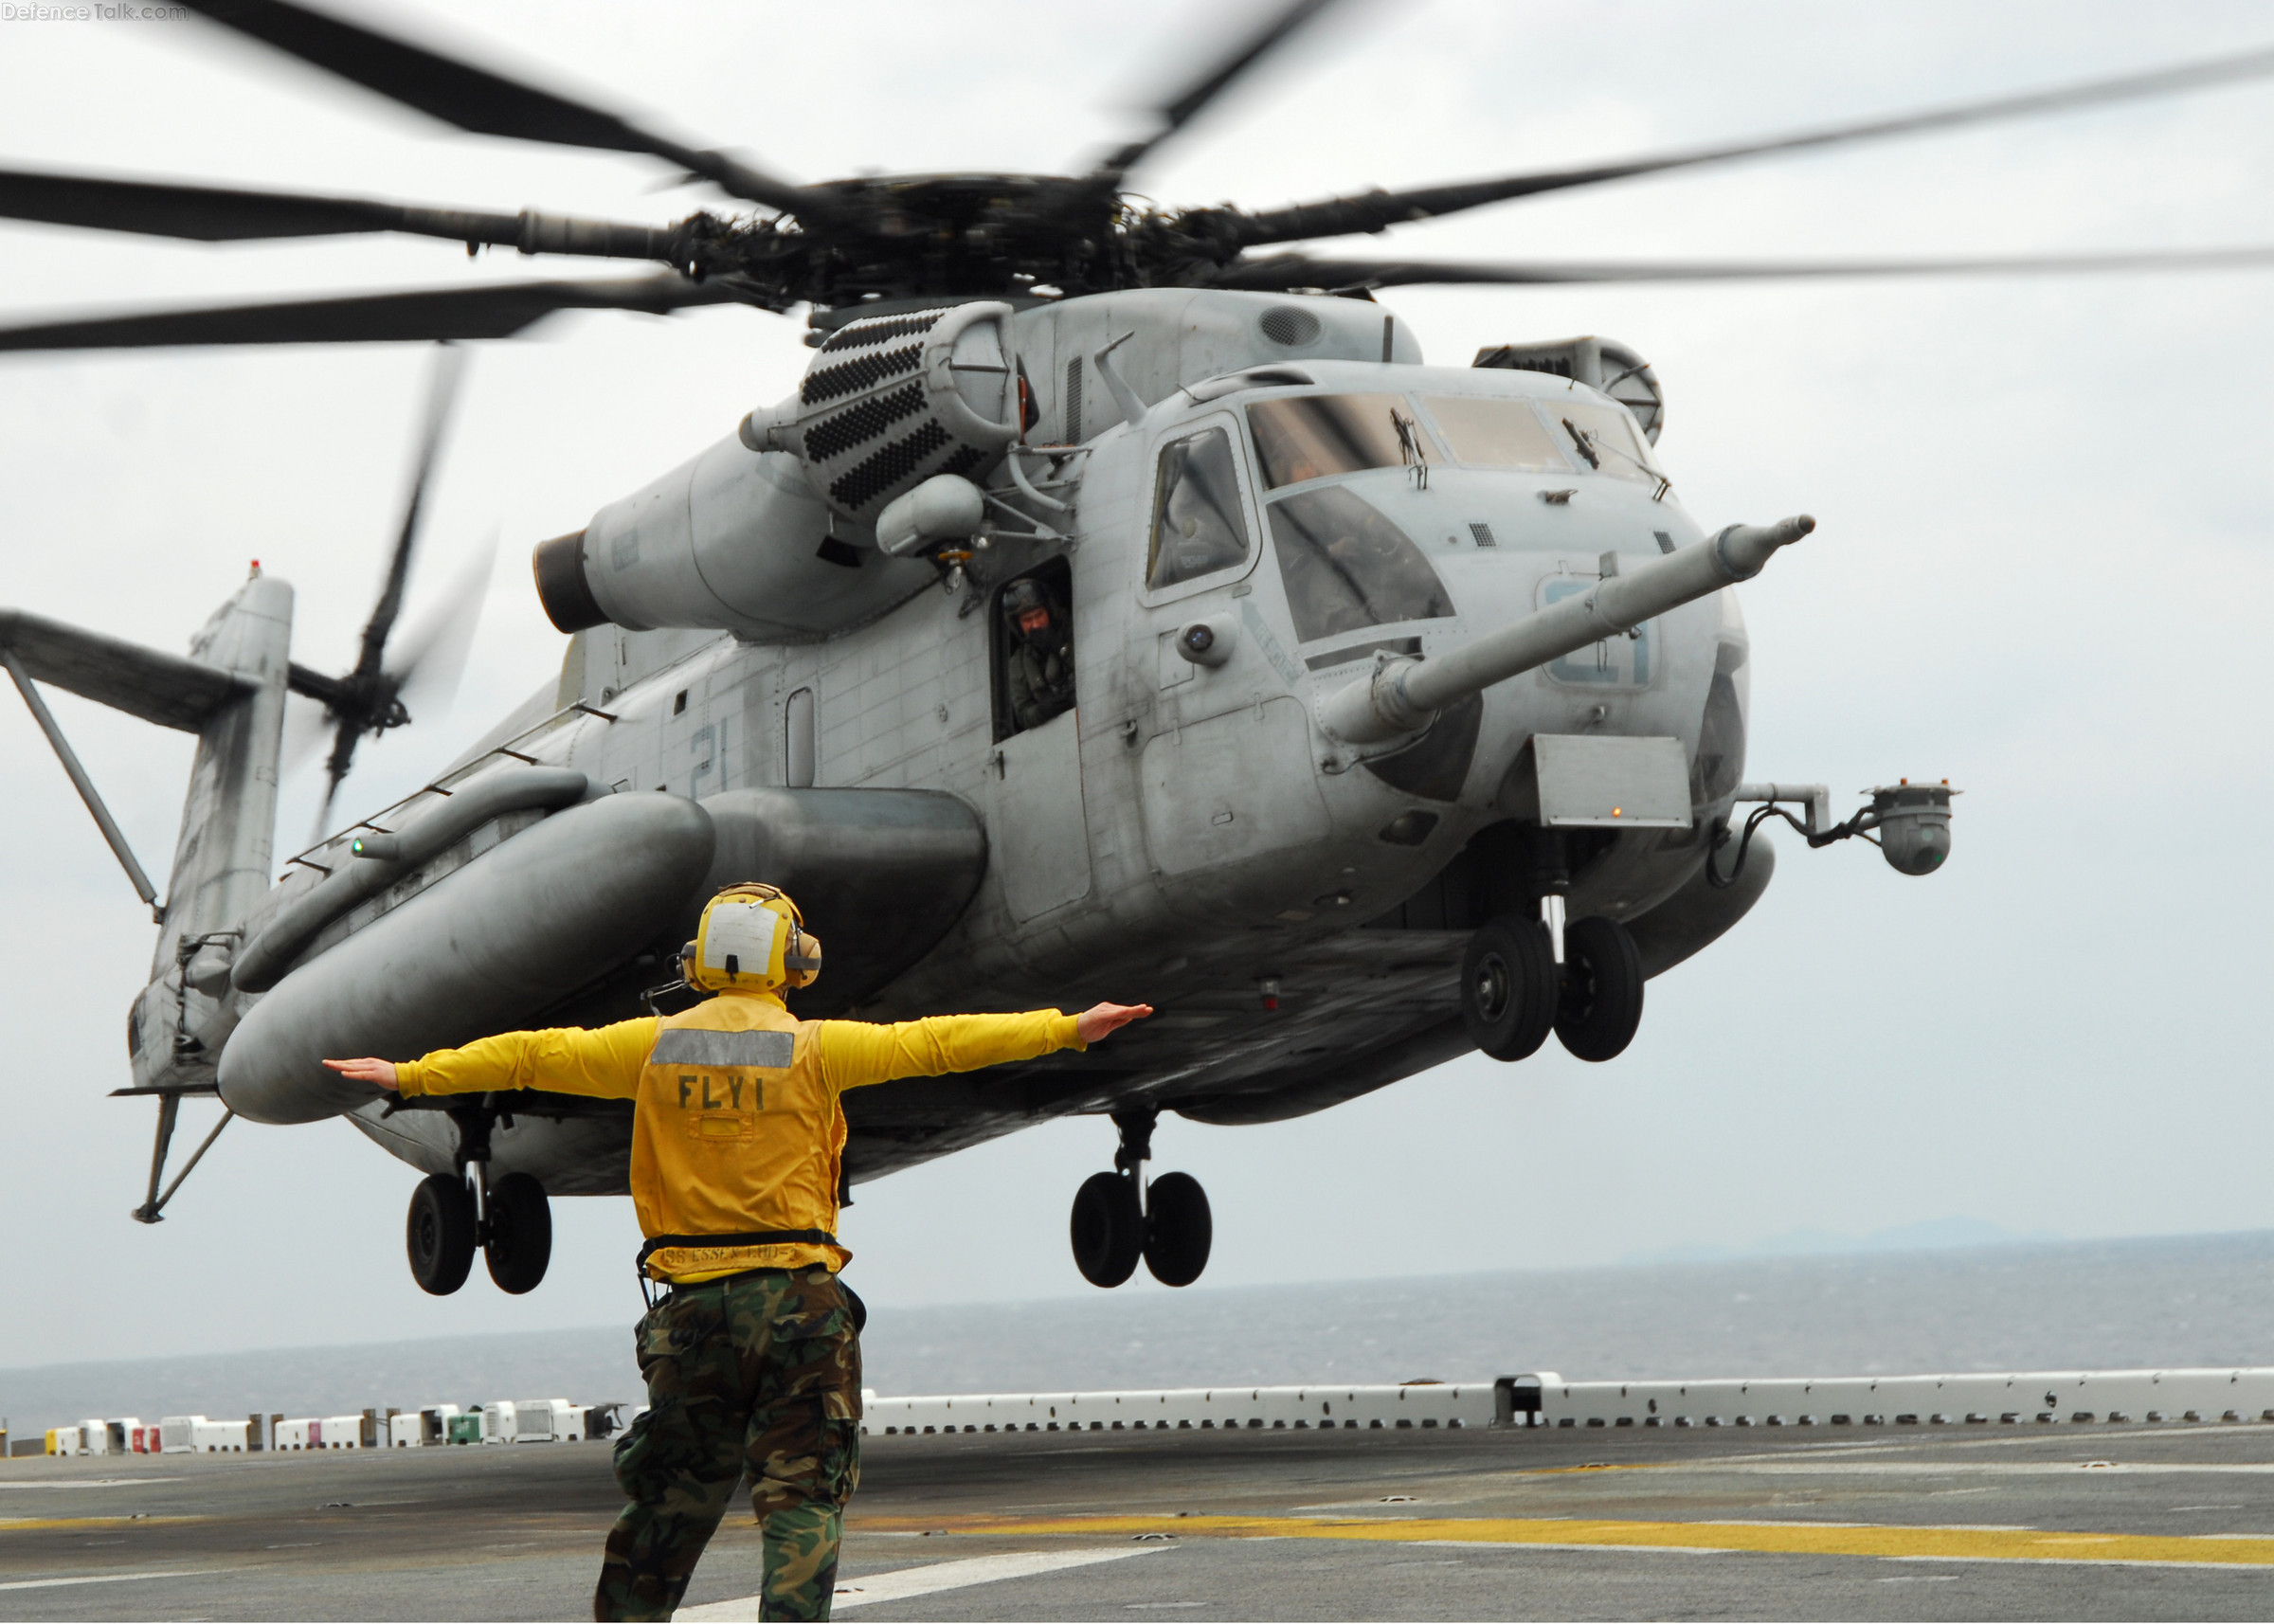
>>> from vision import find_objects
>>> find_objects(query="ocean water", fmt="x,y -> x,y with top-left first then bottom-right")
6,1231 -> 2271,1437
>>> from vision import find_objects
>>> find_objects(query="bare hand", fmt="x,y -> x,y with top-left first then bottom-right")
324,1056 -> 399,1092
1075,1002 -> 1152,1044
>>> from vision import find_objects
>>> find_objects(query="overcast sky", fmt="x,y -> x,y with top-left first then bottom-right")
0,0 -> 2270,1375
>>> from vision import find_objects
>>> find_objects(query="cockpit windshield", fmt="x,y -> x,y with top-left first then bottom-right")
1246,393 -> 1438,489
1552,399 -> 1661,487
1421,396 -> 1570,471
1267,485 -> 1455,643
1250,389 -> 1659,492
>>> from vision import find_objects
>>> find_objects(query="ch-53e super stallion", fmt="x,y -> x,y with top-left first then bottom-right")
2,0 -> 2265,1298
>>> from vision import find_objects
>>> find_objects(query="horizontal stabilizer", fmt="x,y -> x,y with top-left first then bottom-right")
0,606 -> 250,731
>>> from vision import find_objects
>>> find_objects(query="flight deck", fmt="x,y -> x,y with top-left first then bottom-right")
5,1411 -> 2272,1620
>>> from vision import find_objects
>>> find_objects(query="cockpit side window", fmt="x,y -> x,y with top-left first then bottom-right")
1554,400 -> 1661,486
1421,395 -> 1570,471
1148,427 -> 1252,590
1246,393 -> 1437,489
1266,485 -> 1455,644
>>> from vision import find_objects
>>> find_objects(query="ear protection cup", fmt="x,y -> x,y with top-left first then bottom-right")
782,921 -> 822,988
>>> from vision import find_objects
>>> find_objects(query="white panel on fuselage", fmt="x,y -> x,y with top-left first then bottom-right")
1534,733 -> 1691,828
987,708 -> 1092,921
1138,695 -> 1329,876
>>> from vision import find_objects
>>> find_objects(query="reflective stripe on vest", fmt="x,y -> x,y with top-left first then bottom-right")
652,1028 -> 796,1069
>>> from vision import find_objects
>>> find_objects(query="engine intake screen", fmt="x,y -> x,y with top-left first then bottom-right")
1246,393 -> 1436,489
1267,485 -> 1454,643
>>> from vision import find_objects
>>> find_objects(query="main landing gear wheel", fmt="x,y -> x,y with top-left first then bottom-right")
1460,915 -> 1559,1061
1556,915 -> 1645,1062
407,1173 -> 477,1296
484,1171 -> 552,1294
1143,1171 -> 1212,1288
1071,1171 -> 1143,1288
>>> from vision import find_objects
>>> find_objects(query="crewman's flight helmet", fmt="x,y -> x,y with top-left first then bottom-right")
1002,578 -> 1058,643
680,883 -> 821,993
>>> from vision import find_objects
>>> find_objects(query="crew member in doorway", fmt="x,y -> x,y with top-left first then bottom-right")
1002,577 -> 1074,731
325,883 -> 1150,1622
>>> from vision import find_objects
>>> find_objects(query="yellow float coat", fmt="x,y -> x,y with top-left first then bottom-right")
394,988 -> 1083,1281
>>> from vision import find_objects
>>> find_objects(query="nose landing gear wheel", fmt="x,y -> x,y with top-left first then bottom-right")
407,1173 -> 477,1296
1460,915 -> 1559,1061
1143,1171 -> 1212,1287
1071,1171 -> 1144,1288
1556,914 -> 1645,1062
484,1172 -> 552,1294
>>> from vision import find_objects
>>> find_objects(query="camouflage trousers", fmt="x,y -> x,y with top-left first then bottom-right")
594,1266 -> 862,1622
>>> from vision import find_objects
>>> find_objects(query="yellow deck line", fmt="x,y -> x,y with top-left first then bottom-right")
857,1512 -> 2274,1567
0,1516 -> 194,1533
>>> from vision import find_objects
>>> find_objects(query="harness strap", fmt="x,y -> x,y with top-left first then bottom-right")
638,1229 -> 839,1276
635,1230 -> 839,1305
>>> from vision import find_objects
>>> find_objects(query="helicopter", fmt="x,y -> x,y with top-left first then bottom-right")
0,0 -> 2265,1300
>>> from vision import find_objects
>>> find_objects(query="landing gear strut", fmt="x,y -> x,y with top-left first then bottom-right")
1069,1109 -> 1212,1289
1460,828 -> 1646,1064
405,1102 -> 552,1296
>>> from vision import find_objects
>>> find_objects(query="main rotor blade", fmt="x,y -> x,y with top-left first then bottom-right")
1229,44 -> 2274,245
352,345 -> 466,687
1095,0 -> 1359,176
1208,245 -> 2274,291
184,0 -> 823,220
0,273 -> 753,352
0,166 -> 679,261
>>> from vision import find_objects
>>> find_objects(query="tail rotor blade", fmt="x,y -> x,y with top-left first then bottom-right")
390,529 -> 496,725
352,343 -> 467,689
280,690 -> 333,773
312,720 -> 357,844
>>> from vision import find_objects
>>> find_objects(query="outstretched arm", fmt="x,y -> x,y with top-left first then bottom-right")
323,1018 -> 659,1099
820,1001 -> 1151,1092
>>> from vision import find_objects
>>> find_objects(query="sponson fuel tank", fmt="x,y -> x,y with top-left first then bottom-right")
695,787 -> 987,1013
218,791 -> 715,1125
217,784 -> 996,1125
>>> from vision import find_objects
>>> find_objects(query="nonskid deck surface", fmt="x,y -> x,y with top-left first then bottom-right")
5,1422 -> 2274,1620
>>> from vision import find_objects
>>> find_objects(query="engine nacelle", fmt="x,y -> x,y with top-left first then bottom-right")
533,300 -> 1021,640
532,432 -> 938,641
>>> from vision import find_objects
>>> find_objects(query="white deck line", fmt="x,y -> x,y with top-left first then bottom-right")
674,1545 -> 1167,1619
0,1568 -> 244,1593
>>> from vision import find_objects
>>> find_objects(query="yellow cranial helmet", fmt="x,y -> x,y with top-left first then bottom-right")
681,883 -> 822,993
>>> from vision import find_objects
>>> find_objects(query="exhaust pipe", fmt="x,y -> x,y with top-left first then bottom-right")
1318,514 -> 1815,745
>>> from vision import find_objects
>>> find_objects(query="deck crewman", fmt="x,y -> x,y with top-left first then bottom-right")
325,882 -> 1151,1621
